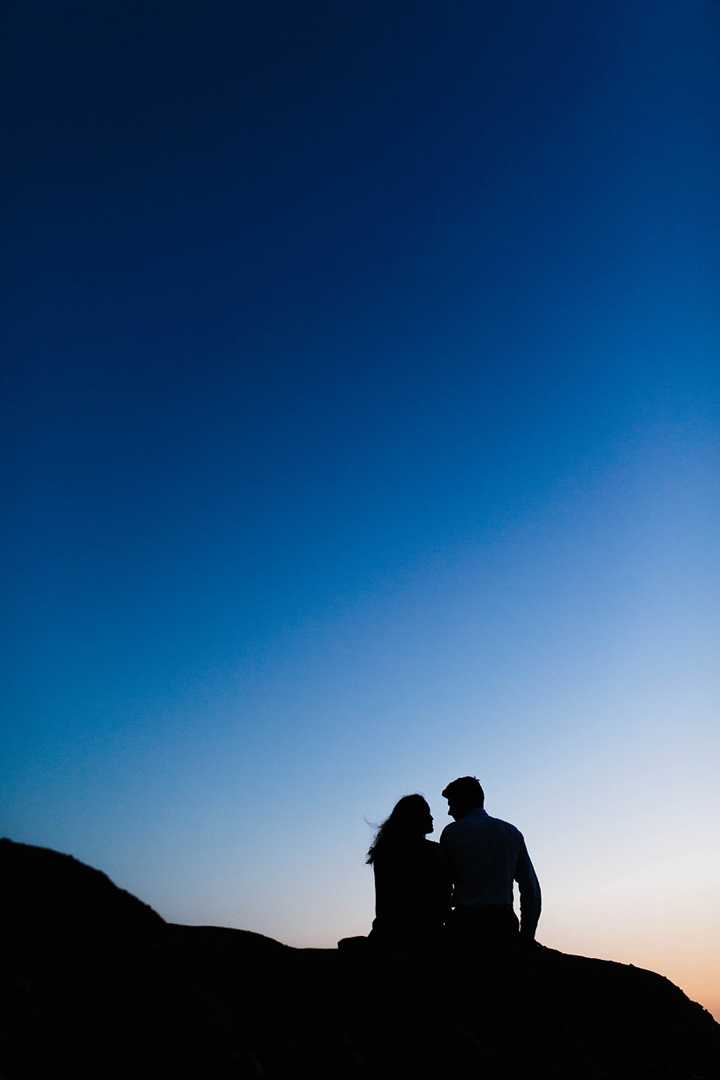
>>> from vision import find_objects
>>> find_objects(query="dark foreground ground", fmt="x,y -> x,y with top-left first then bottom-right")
2,838 -> 719,1079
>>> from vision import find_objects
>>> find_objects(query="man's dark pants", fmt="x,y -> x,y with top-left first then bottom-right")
447,903 -> 519,949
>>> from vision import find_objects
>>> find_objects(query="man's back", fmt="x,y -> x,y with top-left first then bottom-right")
440,807 -> 541,934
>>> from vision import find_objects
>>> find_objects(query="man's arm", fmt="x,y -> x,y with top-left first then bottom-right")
515,839 -> 541,941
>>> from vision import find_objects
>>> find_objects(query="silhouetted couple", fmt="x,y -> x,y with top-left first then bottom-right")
366,777 -> 541,952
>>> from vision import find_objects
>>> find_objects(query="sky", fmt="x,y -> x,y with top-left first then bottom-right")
1,0 -> 719,1017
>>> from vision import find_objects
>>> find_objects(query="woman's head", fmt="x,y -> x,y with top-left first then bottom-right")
366,794 -> 433,863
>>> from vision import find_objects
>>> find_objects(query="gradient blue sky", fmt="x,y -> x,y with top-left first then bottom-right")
2,0 -> 719,1015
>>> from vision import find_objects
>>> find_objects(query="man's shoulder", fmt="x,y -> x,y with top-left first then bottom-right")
491,816 -> 526,845
439,818 -> 470,843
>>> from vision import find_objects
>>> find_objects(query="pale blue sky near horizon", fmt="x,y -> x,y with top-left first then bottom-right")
1,0 -> 718,1015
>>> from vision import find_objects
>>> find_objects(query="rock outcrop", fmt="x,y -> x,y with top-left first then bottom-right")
1,837 -> 719,1078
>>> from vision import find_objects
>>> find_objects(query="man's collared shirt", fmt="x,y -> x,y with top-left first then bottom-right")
440,807 -> 541,928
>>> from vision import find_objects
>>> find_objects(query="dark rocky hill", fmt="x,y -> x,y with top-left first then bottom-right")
1,837 -> 719,1079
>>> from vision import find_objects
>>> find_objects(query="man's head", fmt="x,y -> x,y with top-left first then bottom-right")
442,776 -> 484,820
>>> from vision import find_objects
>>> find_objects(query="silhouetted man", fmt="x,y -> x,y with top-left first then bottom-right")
440,776 -> 541,948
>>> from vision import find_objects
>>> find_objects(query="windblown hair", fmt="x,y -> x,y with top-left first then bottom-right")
366,794 -> 430,864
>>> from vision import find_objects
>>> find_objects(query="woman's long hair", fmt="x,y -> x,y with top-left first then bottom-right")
366,794 -> 431,864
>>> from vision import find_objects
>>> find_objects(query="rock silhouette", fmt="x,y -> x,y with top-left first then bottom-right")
1,838 -> 719,1078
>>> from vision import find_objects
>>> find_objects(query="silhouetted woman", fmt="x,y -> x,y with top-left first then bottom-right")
367,794 -> 451,950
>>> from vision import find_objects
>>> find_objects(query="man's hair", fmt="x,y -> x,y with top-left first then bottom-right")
442,776 -> 484,809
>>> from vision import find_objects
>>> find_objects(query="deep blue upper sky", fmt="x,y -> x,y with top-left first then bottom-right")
1,1 -> 719,992
3,1 -> 716,711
